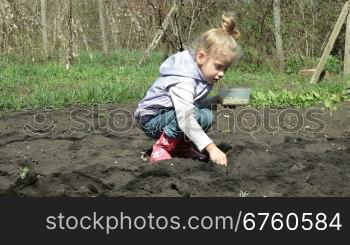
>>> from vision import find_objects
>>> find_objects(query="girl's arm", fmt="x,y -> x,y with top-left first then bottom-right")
168,83 -> 227,166
168,83 -> 213,152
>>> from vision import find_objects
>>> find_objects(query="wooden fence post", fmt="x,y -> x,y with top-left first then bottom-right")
139,3 -> 179,65
345,1 -> 350,76
41,0 -> 48,59
66,0 -> 74,69
311,2 -> 349,83
273,0 -> 285,70
98,0 -> 108,53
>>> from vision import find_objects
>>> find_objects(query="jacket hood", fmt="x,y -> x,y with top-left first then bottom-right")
159,50 -> 206,81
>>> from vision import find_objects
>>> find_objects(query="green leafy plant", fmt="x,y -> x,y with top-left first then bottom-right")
285,56 -> 319,75
19,167 -> 30,179
251,88 -> 348,108
325,55 -> 343,74
285,57 -> 302,75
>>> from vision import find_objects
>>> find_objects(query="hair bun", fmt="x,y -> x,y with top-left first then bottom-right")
221,12 -> 240,40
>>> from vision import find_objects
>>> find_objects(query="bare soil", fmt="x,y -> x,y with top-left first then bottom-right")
0,103 -> 349,197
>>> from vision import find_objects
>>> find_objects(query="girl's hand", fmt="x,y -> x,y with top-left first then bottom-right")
205,143 -> 227,166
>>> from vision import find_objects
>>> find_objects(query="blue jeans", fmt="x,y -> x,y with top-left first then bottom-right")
141,108 -> 214,139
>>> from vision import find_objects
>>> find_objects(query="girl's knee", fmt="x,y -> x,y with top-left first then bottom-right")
197,108 -> 214,126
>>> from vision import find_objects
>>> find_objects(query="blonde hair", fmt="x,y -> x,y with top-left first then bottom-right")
191,12 -> 241,59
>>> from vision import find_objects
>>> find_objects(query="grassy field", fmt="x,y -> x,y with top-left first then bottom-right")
0,50 -> 349,111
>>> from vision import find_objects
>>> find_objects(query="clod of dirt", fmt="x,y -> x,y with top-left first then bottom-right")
87,183 -> 100,194
290,163 -> 306,172
17,159 -> 39,168
15,170 -> 39,187
0,170 -> 9,176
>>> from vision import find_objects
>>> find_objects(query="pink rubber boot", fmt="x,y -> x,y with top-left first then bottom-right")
150,132 -> 181,163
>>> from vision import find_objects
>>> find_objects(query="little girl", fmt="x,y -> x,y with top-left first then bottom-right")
134,13 -> 241,166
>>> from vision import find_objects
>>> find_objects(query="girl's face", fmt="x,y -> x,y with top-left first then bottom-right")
196,50 -> 234,85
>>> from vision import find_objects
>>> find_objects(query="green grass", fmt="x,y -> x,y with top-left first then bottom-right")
0,50 -> 349,111
218,69 -> 350,109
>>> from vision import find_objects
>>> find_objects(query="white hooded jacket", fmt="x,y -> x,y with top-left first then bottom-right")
134,50 -> 218,151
